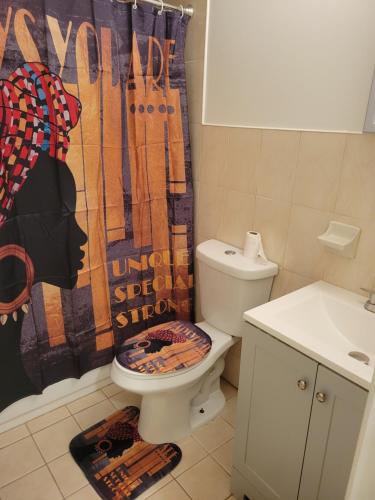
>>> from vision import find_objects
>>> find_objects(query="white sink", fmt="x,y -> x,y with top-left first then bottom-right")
244,281 -> 375,389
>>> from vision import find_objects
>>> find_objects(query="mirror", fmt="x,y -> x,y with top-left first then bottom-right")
203,0 -> 375,132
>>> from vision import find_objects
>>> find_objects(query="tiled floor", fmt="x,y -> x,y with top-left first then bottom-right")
0,379 -> 238,500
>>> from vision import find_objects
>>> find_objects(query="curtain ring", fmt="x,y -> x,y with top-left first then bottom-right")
133,0 -> 137,9
180,4 -> 184,18
158,0 -> 164,15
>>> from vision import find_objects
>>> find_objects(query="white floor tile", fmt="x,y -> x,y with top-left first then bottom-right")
0,466 -> 62,500
27,406 -> 70,434
0,436 -> 44,487
0,424 -> 29,449
102,383 -> 123,398
177,456 -> 231,500
211,439 -> 234,474
74,400 -> 116,430
193,416 -> 234,452
33,417 -> 81,463
66,484 -> 100,499
148,479 -> 190,499
171,436 -> 207,478
109,390 -> 142,410
67,391 -> 107,414
48,452 -> 88,497
137,474 -> 173,500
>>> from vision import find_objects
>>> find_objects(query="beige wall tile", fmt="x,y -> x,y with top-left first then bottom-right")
323,256 -> 375,295
185,59 -> 204,124
256,130 -> 301,201
185,3 -> 206,63
49,453 -> 87,497
354,219 -> 375,271
222,341 -> 242,388
196,183 -> 224,241
217,190 -> 255,248
284,205 -> 331,280
191,123 -> 203,181
293,132 -> 346,211
220,379 -> 238,401
254,195 -> 291,265
335,133 -> 375,219
27,407 -> 70,434
177,455 -> 231,500
0,436 -> 44,487
0,466 -> 62,500
270,269 -> 313,300
220,128 -> 262,194
200,126 -> 229,185
0,424 -> 29,449
33,417 -> 81,463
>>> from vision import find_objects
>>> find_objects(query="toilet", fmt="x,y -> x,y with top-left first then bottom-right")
111,239 -> 278,444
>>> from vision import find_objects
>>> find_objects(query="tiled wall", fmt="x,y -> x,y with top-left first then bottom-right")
196,127 -> 375,299
182,0 -> 375,385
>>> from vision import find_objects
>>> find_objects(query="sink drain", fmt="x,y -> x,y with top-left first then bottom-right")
348,351 -> 370,365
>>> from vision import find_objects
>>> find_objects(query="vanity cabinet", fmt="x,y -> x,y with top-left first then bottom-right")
232,324 -> 367,500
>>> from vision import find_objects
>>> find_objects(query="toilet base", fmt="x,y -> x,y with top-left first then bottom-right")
191,387 -> 225,430
138,357 -> 226,444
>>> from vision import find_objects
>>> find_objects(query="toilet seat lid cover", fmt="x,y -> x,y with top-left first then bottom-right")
116,321 -> 212,375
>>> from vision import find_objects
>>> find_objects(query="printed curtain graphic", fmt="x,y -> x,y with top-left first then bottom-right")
70,406 -> 182,499
0,0 -> 193,411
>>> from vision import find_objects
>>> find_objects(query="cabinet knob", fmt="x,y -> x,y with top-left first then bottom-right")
297,379 -> 308,391
316,392 -> 327,403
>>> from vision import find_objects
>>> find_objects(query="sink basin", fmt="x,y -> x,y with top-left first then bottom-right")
244,281 -> 375,389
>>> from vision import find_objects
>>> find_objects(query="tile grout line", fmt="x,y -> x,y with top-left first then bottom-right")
0,385 -> 237,498
171,477 -> 193,499
62,483 -> 93,500
209,449 -> 232,476
0,428 -> 31,451
45,459 -> 66,500
22,387 -> 111,436
0,462 -> 47,492
26,406 -> 71,435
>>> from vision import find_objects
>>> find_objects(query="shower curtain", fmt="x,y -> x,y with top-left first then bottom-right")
0,0 -> 193,411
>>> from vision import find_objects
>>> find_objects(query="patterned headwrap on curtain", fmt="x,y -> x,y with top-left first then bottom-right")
0,62 -> 81,228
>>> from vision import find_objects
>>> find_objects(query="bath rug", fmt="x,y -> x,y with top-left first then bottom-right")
116,320 -> 212,375
70,406 -> 182,499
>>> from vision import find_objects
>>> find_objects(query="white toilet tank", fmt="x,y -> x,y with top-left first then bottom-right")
196,239 -> 278,337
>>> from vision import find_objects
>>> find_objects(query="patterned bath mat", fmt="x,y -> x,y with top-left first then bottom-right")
70,406 -> 182,499
116,320 -> 212,375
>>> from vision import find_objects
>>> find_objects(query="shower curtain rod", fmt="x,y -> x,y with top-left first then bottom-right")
115,0 -> 194,17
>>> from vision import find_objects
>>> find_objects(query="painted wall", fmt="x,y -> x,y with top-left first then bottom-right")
183,0 -> 375,386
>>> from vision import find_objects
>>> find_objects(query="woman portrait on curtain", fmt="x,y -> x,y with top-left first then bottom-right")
0,62 -> 87,411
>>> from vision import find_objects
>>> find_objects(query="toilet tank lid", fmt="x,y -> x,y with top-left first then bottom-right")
196,240 -> 278,280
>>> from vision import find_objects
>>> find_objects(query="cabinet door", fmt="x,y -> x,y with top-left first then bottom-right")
298,366 -> 367,500
233,325 -> 318,500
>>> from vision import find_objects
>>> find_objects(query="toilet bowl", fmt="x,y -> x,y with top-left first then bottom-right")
111,239 -> 278,444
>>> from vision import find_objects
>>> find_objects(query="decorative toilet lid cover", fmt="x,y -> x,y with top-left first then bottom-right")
116,321 -> 212,375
